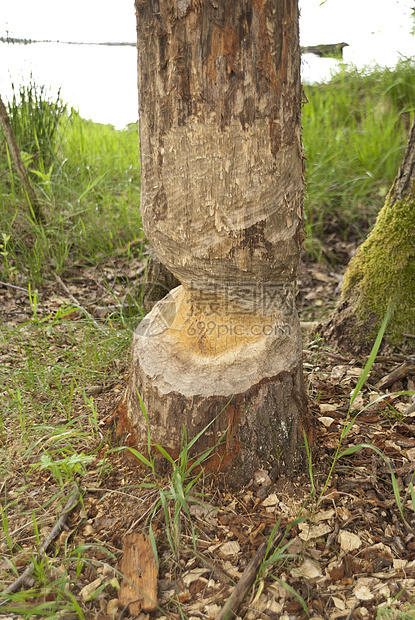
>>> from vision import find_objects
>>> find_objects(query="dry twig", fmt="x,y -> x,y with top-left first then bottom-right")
376,355 -> 415,390
216,539 -> 269,620
1,485 -> 81,596
54,274 -> 102,329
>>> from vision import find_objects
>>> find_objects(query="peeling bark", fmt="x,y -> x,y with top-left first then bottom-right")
128,0 -> 311,484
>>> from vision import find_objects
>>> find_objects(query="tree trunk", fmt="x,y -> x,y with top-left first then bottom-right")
323,117 -> 415,354
127,0 -> 312,486
0,94 -> 44,223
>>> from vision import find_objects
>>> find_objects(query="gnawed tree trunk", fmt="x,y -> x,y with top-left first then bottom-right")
127,0 -> 312,486
142,248 -> 180,314
323,117 -> 415,354
0,93 -> 44,223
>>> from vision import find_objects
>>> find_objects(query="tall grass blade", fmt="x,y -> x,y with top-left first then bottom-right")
350,300 -> 394,407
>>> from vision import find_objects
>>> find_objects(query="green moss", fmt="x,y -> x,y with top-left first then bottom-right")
341,184 -> 415,344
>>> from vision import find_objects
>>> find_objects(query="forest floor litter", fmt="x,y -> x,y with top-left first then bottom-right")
1,238 -> 414,620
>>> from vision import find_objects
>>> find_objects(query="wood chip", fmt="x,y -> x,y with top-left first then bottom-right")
319,403 -> 337,413
291,558 -> 322,579
350,393 -> 364,412
331,365 -> 348,382
353,584 -> 374,601
332,596 -> 346,610
118,532 -> 158,613
107,598 -> 119,614
261,493 -> 278,507
182,568 -> 210,587
338,530 -> 362,552
218,540 -> 241,559
315,508 -> 335,522
80,577 -> 102,601
299,523 -> 331,541
318,416 -> 335,427
253,469 -> 272,488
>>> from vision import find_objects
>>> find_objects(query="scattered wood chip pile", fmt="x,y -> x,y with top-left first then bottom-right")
1,250 -> 414,619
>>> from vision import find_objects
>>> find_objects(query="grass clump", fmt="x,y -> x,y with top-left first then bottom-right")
7,82 -> 67,170
0,83 -> 142,286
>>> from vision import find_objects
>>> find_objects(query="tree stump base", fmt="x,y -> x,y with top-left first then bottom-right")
127,285 -> 311,486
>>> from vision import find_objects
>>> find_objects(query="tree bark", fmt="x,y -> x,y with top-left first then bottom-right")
323,117 -> 415,354
0,93 -> 44,223
127,0 -> 312,485
142,248 -> 180,314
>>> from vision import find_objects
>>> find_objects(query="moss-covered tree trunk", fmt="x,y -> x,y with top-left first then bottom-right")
323,117 -> 415,353
126,0 -> 313,486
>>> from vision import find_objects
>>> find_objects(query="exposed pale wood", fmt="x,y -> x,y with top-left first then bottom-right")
118,532 -> 158,614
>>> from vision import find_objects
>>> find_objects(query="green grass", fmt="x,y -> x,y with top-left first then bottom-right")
1,62 -> 415,618
1,62 -> 415,283
302,59 -> 415,257
1,83 -> 142,286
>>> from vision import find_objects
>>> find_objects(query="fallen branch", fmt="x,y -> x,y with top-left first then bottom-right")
216,539 -> 269,620
0,280 -> 29,293
1,485 -> 81,596
376,355 -> 415,390
54,274 -> 103,329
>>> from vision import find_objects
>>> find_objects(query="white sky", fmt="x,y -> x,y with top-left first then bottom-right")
2,0 -> 137,43
300,0 -> 414,74
1,1 -> 414,126
2,0 -> 414,54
